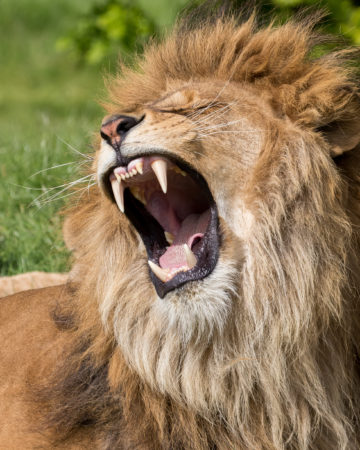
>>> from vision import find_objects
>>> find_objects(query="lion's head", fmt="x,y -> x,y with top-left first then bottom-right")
62,11 -> 360,449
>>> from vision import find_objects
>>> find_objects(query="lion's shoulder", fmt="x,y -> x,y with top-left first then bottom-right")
0,285 -> 90,448
0,284 -> 68,340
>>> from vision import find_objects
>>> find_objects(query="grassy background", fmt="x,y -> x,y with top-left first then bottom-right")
0,0 -> 104,275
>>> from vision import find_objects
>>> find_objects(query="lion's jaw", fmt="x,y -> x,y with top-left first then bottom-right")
96,83 -> 262,302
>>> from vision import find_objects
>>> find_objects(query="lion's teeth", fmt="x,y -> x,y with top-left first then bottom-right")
115,173 -> 121,183
120,174 -> 126,181
135,161 -> 143,174
164,231 -> 174,245
184,244 -> 197,269
151,159 -> 167,194
172,166 -> 187,177
125,172 -> 130,179
148,260 -> 169,283
111,178 -> 125,213
130,186 -> 146,205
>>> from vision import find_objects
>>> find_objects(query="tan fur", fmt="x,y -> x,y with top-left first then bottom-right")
0,272 -> 68,297
1,12 -> 360,449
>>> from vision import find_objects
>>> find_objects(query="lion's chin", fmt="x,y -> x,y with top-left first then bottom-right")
103,152 -> 220,298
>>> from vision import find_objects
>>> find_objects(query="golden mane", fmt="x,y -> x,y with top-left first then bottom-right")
108,13 -> 360,140
17,10 -> 360,450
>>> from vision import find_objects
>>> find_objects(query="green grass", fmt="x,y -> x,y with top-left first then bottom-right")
0,0 -> 104,275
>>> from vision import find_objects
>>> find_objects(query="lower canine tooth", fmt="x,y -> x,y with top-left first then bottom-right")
164,231 -> 174,245
148,260 -> 169,283
184,244 -> 197,269
130,186 -> 146,205
151,159 -> 167,194
111,178 -> 125,213
173,166 -> 187,177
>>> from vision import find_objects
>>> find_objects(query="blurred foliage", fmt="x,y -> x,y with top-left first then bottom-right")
57,0 -> 157,65
265,0 -> 360,44
59,0 -> 360,66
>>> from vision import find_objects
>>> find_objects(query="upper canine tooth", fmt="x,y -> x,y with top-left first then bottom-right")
183,244 -> 197,269
111,178 -> 125,213
151,159 -> 167,194
148,260 -> 169,283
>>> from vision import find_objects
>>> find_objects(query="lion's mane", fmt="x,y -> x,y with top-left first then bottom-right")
39,9 -> 360,450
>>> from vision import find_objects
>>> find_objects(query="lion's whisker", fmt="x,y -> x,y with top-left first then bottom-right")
195,118 -> 248,132
8,182 -> 46,191
187,101 -> 224,121
40,174 -> 95,193
29,160 -> 88,178
33,181 -> 96,208
56,136 -> 94,161
189,102 -> 236,125
30,174 -> 96,207
195,130 -> 259,141
197,131 -> 259,138
190,77 -> 234,120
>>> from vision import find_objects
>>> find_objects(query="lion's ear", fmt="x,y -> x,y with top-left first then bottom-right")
316,90 -> 360,157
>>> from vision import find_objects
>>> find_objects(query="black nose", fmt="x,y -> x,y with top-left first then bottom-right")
100,115 -> 141,148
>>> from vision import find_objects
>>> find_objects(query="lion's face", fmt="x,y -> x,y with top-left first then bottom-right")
96,81 -> 264,307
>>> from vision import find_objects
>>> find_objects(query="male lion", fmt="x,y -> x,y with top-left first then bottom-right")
1,10 -> 360,450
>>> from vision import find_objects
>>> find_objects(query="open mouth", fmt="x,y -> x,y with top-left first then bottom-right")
106,155 -> 219,298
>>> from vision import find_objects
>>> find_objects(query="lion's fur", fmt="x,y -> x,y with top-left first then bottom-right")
1,8 -> 360,450
0,271 -> 68,297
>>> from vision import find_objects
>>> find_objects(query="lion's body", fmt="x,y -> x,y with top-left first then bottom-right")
0,287 -> 75,448
1,10 -> 360,449
0,272 -> 68,298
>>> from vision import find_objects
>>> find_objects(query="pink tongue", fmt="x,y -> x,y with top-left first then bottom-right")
159,210 -> 210,270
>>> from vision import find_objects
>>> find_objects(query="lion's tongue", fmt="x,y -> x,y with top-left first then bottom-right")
146,193 -> 209,270
159,212 -> 208,269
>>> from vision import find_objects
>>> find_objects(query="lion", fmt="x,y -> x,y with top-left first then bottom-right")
0,272 -> 68,298
1,9 -> 360,450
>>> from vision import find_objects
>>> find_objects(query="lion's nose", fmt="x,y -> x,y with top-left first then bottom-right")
100,115 -> 140,148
